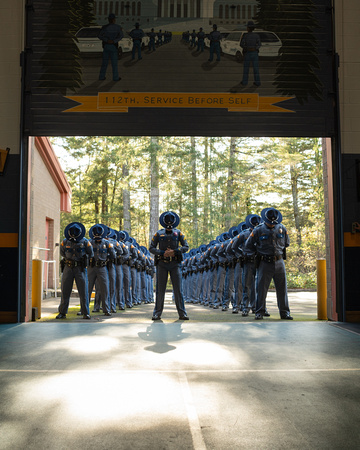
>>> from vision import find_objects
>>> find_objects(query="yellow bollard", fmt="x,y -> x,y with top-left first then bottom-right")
32,259 -> 42,319
317,259 -> 327,320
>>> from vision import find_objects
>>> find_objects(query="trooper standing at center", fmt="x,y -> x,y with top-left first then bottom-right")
149,211 -> 189,320
88,224 -> 116,316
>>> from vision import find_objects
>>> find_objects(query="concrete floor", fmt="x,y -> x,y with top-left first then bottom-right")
0,295 -> 359,449
38,290 -> 320,323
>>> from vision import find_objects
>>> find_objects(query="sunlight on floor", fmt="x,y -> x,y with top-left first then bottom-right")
19,372 -> 184,426
44,335 -> 120,354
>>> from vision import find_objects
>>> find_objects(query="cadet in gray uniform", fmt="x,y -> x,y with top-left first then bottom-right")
88,224 -> 116,316
222,226 -> 239,310
57,222 -> 94,319
117,230 -> 132,308
245,207 -> 293,320
241,214 -> 261,316
212,233 -> 229,309
149,211 -> 189,320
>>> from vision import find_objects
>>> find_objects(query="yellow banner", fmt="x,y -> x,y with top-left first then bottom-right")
65,92 -> 295,113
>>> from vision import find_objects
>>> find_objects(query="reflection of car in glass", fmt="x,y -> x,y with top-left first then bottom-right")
220,30 -> 282,61
75,26 -> 133,59
204,32 -> 229,48
124,31 -> 150,48
140,34 -> 150,47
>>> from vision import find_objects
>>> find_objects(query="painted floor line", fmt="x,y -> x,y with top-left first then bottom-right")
0,368 -> 359,373
179,371 -> 207,450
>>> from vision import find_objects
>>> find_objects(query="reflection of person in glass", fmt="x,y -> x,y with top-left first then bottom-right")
98,13 -> 123,81
208,24 -> 221,62
149,211 -> 189,321
130,22 -> 145,60
197,27 -> 205,52
240,21 -> 261,87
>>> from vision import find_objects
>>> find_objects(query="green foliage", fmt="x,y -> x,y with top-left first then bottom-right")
286,270 -> 317,289
53,136 -> 325,288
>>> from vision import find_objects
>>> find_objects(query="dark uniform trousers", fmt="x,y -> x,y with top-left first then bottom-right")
59,265 -> 89,315
256,259 -> 290,316
153,260 -> 187,317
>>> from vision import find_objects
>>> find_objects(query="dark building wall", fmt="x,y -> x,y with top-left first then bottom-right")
342,154 -> 360,316
0,155 -> 20,322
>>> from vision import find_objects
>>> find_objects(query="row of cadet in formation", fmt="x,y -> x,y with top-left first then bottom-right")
180,207 -> 293,320
56,223 -> 155,319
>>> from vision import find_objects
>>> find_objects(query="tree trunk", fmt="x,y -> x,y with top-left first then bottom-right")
101,178 -> 108,223
225,137 -> 236,229
290,166 -> 302,248
110,165 -> 120,227
149,136 -> 159,245
203,138 -> 209,238
191,137 -> 198,246
122,163 -> 131,233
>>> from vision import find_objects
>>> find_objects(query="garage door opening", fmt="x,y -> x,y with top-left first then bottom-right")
25,135 -> 336,323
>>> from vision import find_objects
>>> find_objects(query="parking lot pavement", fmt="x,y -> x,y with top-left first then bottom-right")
38,290 -> 318,323
75,35 -> 280,96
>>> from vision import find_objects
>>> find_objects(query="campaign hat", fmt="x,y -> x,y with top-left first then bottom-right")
237,221 -> 247,233
64,222 -> 85,242
107,228 -> 118,240
117,230 -> 129,242
228,225 -> 239,238
245,214 -> 261,229
89,224 -> 107,239
261,207 -> 282,225
140,245 -> 149,255
159,211 -> 180,229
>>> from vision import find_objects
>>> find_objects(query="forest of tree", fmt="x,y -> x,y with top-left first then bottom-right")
52,136 -> 325,288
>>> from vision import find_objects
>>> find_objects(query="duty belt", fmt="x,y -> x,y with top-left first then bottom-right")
243,255 -> 255,263
94,260 -> 107,267
259,254 -> 283,263
65,259 -> 82,268
160,256 -> 176,263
